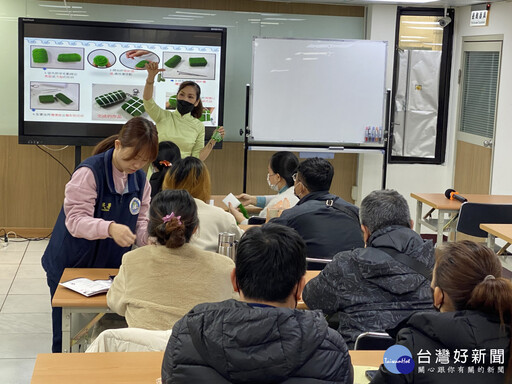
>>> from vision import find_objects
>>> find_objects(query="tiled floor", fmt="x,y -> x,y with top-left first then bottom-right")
0,239 -> 52,384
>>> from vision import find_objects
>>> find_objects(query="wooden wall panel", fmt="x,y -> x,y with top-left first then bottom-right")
0,136 -> 94,232
203,142 -> 245,195
1,136 -> 358,234
243,150 -> 357,202
71,0 -> 364,17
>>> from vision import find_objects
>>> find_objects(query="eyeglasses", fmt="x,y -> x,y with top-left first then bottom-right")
268,173 -> 276,177
292,173 -> 298,182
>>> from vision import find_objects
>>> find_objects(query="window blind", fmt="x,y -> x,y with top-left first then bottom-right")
460,51 -> 499,138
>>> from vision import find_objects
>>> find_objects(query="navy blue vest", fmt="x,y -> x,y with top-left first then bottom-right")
42,149 -> 146,281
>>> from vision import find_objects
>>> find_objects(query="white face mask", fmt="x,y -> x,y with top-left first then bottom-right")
267,173 -> 280,192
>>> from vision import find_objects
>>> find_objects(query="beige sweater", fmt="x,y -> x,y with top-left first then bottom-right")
107,243 -> 235,330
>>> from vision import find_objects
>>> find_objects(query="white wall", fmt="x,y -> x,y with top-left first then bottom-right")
360,4 -> 455,223
449,2 -> 512,195
0,2 -> 25,135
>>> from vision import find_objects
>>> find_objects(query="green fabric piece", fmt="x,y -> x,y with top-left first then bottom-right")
165,55 -> 181,68
93,55 -> 108,67
57,53 -> 82,62
55,93 -> 73,105
135,60 -> 149,68
32,48 -> 48,64
122,97 -> 145,116
95,90 -> 127,107
39,95 -> 55,103
189,57 -> 207,67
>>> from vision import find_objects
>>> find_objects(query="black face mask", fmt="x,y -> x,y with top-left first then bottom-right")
177,99 -> 195,115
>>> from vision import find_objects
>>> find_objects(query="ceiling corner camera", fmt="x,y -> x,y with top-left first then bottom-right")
439,16 -> 452,27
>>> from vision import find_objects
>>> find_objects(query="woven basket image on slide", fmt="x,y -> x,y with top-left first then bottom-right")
121,97 -> 145,117
95,90 -> 127,108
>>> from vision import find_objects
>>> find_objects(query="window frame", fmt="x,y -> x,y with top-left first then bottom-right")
388,7 -> 454,164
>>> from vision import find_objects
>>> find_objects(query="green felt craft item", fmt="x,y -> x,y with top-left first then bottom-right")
57,53 -> 82,62
121,97 -> 145,117
32,48 -> 48,64
93,55 -> 109,67
168,95 -> 177,109
189,57 -> 207,67
39,95 -> 55,104
55,93 -> 73,105
165,55 -> 181,68
135,60 -> 149,69
95,90 -> 127,107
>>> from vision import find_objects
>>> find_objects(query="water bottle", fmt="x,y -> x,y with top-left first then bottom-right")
217,232 -> 237,261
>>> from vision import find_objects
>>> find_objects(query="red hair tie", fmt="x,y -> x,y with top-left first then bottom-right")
159,160 -> 172,167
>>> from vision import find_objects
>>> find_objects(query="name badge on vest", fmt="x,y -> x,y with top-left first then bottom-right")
129,197 -> 141,215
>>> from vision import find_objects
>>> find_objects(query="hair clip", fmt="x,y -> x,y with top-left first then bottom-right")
159,160 -> 172,167
162,212 -> 175,223
162,212 -> 182,225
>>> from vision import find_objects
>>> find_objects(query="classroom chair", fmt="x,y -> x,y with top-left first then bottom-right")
456,202 -> 512,242
306,257 -> 332,271
354,332 -> 395,351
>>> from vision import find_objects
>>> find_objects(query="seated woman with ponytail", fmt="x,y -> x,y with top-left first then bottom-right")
107,189 -> 235,330
371,240 -> 512,384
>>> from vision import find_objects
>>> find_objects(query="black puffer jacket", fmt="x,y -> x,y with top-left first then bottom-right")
371,310 -> 511,384
303,226 -> 434,347
161,299 -> 354,383
270,190 -> 364,270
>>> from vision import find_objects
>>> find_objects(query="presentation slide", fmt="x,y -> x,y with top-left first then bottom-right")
24,38 -> 222,127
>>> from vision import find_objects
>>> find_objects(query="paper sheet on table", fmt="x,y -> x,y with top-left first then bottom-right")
354,365 -> 379,384
60,277 -> 112,297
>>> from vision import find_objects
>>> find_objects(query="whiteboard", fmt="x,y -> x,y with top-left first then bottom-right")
250,38 -> 387,146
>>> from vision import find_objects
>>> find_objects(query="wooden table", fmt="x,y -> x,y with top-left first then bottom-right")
31,351 -> 163,384
52,268 -> 118,353
297,270 -> 321,310
31,350 -> 384,384
53,268 -> 319,351
480,223 -> 512,255
411,193 -> 512,244
239,224 -> 259,231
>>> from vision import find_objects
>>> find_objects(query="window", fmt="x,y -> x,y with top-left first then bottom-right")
389,7 -> 454,164
460,48 -> 500,138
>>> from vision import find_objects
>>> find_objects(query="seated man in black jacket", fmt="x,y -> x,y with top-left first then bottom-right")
302,189 -> 434,348
161,224 -> 353,384
269,157 -> 364,270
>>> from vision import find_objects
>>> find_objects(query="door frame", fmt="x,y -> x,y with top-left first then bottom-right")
454,34 -> 503,193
